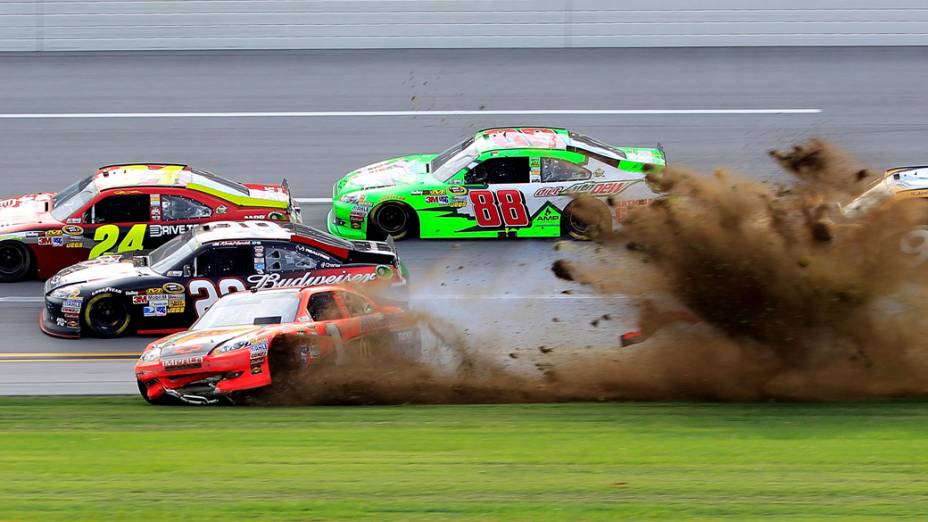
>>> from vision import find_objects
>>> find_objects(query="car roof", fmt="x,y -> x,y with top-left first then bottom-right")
92,164 -> 289,209
195,221 -> 354,258
474,127 -> 569,153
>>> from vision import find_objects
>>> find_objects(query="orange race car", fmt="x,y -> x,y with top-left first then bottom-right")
135,285 -> 420,405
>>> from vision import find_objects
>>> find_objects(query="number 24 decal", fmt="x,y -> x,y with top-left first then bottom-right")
469,189 -> 529,228
88,224 -> 147,259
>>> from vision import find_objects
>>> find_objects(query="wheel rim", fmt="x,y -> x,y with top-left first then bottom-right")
0,245 -> 25,275
90,299 -> 127,334
377,205 -> 407,234
569,209 -> 592,234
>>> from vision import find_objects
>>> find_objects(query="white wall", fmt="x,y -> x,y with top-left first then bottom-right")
3,0 -> 928,51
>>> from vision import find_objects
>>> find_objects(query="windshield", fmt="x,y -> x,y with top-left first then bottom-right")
149,231 -> 199,273
50,176 -> 98,221
568,132 -> 627,158
193,291 -> 300,329
430,137 -> 474,177
432,143 -> 478,182
843,179 -> 895,217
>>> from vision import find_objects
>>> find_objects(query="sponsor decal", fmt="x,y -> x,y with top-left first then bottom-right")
61,306 -> 81,314
62,225 -> 83,236
168,295 -> 185,306
66,218 -> 81,224
166,270 -> 183,277
66,242 -> 83,248
149,224 -> 195,238
149,297 -> 169,307
63,298 -> 83,308
534,181 -> 630,198
67,320 -> 79,328
143,305 -> 167,317
146,288 -> 166,295
375,265 -> 395,280
249,340 -> 269,362
448,186 -> 467,195
244,214 -> 266,220
250,365 -> 262,375
51,237 -> 64,247
45,230 -> 63,237
132,295 -> 149,305
162,356 -> 203,369
216,205 -> 228,215
37,237 -> 51,246
535,206 -> 560,224
162,282 -> 185,294
425,195 -> 450,205
268,211 -> 286,221
56,318 -> 67,327
167,305 -> 185,314
247,270 -> 379,289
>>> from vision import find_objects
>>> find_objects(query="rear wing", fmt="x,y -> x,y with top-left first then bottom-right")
282,178 -> 302,223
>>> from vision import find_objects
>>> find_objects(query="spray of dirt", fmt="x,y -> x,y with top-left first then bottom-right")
551,139 -> 928,400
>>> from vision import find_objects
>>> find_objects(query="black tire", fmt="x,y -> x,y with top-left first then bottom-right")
83,293 -> 131,338
0,241 -> 33,282
137,380 -> 179,405
562,200 -> 612,240
369,202 -> 417,241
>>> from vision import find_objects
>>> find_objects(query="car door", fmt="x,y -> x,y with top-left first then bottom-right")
338,290 -> 387,360
461,154 -> 550,237
188,244 -> 254,317
84,192 -> 153,259
306,290 -> 361,366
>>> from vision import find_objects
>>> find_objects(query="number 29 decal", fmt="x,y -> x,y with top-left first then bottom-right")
89,224 -> 147,259
469,189 -> 530,228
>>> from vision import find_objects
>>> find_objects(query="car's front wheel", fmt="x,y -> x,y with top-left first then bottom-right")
369,202 -> 418,240
0,241 -> 33,282
83,293 -> 131,338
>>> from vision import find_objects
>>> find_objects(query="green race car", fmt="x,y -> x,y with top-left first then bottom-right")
328,127 -> 665,240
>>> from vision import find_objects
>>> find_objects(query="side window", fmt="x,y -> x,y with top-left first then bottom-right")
341,292 -> 373,316
541,157 -> 592,182
263,243 -> 328,273
162,195 -> 212,221
307,291 -> 343,321
195,246 -> 254,277
466,157 -> 530,185
90,194 -> 150,223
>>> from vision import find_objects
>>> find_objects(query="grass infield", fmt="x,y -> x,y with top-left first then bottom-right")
1,397 -> 927,520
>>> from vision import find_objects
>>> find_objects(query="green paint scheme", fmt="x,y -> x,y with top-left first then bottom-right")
328,127 -> 666,240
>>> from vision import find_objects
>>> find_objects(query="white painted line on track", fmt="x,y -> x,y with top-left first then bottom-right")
295,198 -> 331,204
0,109 -> 822,119
0,297 -> 42,303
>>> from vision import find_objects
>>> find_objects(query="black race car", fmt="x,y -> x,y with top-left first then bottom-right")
40,220 -> 406,338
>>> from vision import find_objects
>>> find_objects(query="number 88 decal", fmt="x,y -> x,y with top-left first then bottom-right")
469,189 -> 529,228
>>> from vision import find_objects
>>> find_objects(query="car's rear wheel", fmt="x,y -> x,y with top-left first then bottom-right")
137,380 -> 179,405
562,199 -> 613,240
0,241 -> 33,282
83,293 -> 131,338
369,202 -> 418,241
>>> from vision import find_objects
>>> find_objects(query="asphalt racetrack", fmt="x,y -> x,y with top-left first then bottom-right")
0,46 -> 925,394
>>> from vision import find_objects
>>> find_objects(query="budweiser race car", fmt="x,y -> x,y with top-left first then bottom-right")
135,285 -> 420,405
41,220 -> 406,338
0,164 -> 299,282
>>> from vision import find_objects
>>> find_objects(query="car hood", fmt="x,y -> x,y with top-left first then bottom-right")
47,255 -> 150,292
0,192 -> 55,229
157,326 -> 264,358
335,154 -> 438,195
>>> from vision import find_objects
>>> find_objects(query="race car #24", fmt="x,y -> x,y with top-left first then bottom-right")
328,127 -> 665,240
41,220 -> 406,338
0,163 -> 299,282
135,285 -> 420,405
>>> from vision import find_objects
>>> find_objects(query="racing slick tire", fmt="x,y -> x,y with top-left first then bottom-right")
137,380 -> 180,405
369,202 -> 418,241
83,293 -> 131,338
562,199 -> 612,240
0,241 -> 33,282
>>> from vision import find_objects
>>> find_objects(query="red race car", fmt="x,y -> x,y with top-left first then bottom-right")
135,285 -> 420,405
0,164 -> 299,281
